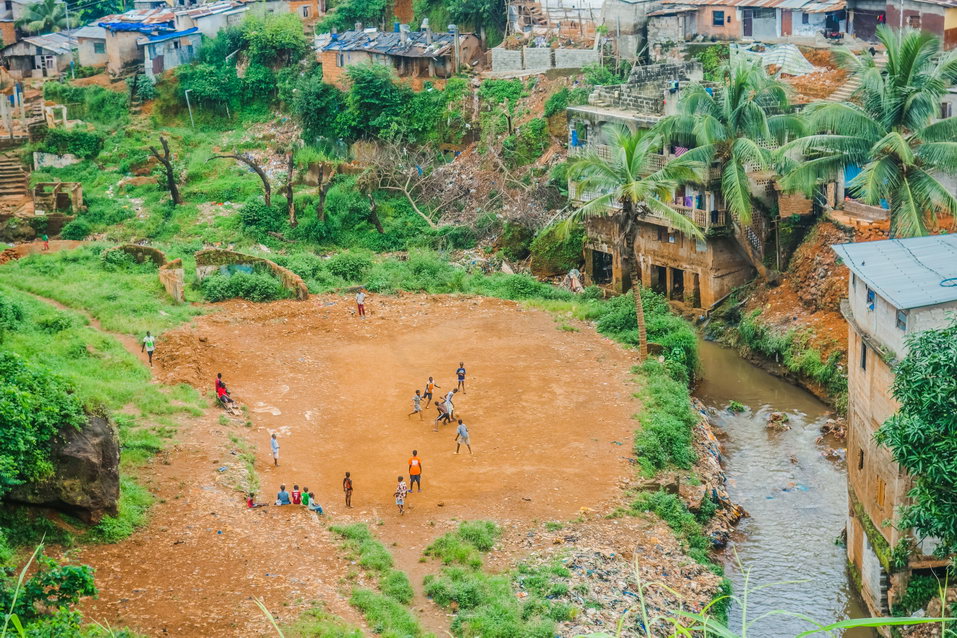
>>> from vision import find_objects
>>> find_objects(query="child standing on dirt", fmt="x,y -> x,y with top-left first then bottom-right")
141,331 -> 156,366
41,234 -> 49,251
343,472 -> 353,508
408,451 -> 423,492
423,377 -> 439,406
455,420 -> 472,455
409,390 -> 423,420
394,476 -> 409,515
456,362 -> 467,393
356,289 -> 367,318
270,433 -> 280,467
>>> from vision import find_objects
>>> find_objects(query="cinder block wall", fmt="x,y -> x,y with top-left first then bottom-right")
522,46 -> 553,70
554,48 -> 600,68
491,47 -> 523,72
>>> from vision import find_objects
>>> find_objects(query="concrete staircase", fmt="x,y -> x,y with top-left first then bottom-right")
827,55 -> 886,102
0,154 -> 28,199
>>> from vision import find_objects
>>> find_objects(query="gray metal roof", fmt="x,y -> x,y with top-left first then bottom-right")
832,234 -> 957,310
322,29 -> 463,58
73,25 -> 106,39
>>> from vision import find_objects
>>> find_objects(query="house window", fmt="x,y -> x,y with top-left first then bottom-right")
301,5 -> 310,17
713,10 -> 725,26
173,40 -> 181,49
93,41 -> 105,54
4,1 -> 11,10
336,53 -> 344,67
802,13 -> 809,23
668,232 -> 676,244
657,227 -> 665,242
896,309 -> 908,331
907,14 -> 920,28
860,341 -> 867,371
857,448 -> 864,470
695,239 -> 707,253
876,477 -> 886,509
865,286 -> 875,311
941,102 -> 953,119
851,273 -> 856,290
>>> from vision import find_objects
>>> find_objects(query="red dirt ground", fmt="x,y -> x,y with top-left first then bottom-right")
76,293 -> 644,636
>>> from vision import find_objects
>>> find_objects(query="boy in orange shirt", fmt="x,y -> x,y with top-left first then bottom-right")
408,450 -> 423,492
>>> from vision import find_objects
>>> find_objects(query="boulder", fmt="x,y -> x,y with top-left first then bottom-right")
7,415 -> 120,523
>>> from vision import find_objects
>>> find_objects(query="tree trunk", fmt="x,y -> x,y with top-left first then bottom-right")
284,151 -> 296,228
618,211 -> 647,361
316,163 -> 335,222
209,154 -> 271,207
366,193 -> 384,233
149,136 -> 181,205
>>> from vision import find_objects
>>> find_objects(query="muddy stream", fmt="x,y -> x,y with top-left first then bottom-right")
695,338 -> 873,637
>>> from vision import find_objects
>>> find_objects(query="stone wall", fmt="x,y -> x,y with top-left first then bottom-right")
627,60 -> 703,84
195,249 -> 309,300
108,243 -> 167,267
778,192 -> 814,218
590,84 -> 664,114
159,258 -> 185,303
7,415 -> 120,523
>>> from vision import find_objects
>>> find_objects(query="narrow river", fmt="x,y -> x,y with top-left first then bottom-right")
694,338 -> 873,637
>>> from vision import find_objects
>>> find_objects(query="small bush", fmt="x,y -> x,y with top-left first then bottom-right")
497,222 -> 534,261
59,218 -> 92,240
200,271 -> 289,303
38,128 -> 105,160
529,223 -> 584,276
325,251 -> 372,282
239,199 -> 285,233
349,588 -> 426,637
380,569 -> 414,604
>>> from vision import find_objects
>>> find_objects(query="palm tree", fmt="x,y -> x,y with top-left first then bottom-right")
16,0 -> 75,34
655,61 -> 804,271
567,127 -> 703,360
779,26 -> 957,237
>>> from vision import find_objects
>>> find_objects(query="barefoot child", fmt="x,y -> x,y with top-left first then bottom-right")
408,389 -> 423,420
456,362 -> 466,393
394,476 -> 409,515
343,472 -> 353,508
455,419 -> 472,455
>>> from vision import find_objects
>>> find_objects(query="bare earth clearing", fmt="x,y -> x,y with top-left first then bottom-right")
76,294 -> 644,636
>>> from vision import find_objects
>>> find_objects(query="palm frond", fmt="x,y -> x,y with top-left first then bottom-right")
918,116 -> 957,142
916,141 -> 957,173
721,157 -> 754,225
643,197 -> 705,240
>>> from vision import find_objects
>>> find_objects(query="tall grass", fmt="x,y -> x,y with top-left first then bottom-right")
0,246 -> 204,335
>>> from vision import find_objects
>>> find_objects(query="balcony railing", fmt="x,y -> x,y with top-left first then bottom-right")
647,204 -> 727,229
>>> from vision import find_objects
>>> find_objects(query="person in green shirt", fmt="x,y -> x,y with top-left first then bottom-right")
301,488 -> 310,507
141,331 -> 156,367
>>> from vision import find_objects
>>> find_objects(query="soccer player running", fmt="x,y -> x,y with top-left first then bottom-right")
423,377 -> 439,407
408,389 -> 423,420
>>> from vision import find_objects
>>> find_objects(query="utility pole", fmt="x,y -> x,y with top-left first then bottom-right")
184,88 -> 195,128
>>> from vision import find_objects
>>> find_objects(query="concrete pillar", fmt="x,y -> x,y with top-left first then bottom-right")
665,266 -> 674,298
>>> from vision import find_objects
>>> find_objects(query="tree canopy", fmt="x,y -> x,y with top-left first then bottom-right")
780,26 -> 957,237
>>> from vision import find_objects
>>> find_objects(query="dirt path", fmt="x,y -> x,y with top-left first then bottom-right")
31,291 -> 642,637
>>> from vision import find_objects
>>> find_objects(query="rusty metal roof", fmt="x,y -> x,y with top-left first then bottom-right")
322,29 -> 468,58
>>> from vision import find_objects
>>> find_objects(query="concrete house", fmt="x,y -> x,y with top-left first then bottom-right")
833,235 -> 957,619
567,61 -> 765,308
139,27 -> 201,77
320,25 -> 481,90
74,25 -> 107,68
653,0 -> 846,40
1,31 -> 76,79
174,1 -> 247,38
98,8 -> 176,76
884,0 -> 957,48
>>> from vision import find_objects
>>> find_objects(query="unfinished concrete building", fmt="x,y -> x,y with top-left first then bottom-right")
833,235 -> 957,620
567,61 -> 758,309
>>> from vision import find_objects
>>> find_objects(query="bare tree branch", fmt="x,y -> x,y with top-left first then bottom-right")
208,153 -> 271,207
149,136 -> 181,205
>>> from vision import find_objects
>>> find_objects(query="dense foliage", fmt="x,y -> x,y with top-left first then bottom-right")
42,83 -> 128,125
876,322 -> 957,556
38,129 -> 105,160
0,349 -> 85,497
200,270 -> 292,303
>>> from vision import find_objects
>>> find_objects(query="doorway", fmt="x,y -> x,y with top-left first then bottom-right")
670,267 -> 685,301
651,265 -> 667,295
592,250 -> 613,285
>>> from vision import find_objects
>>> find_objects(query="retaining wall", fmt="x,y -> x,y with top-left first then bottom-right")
553,48 -> 600,68
159,258 -> 185,303
522,46 -> 553,70
194,248 -> 309,300
491,47 -> 523,72
490,46 -> 600,72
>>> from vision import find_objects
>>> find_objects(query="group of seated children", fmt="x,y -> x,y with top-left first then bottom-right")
246,484 -> 323,514
215,373 -> 237,407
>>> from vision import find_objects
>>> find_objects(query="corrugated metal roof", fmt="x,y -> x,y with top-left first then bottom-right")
660,0 -> 843,9
98,7 -> 175,31
176,1 -> 245,19
18,31 -> 76,54
831,235 -> 957,310
73,25 -> 106,39
322,29 -> 466,58
648,5 -> 697,15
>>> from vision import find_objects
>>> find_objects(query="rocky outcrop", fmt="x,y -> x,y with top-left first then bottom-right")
7,415 -> 120,523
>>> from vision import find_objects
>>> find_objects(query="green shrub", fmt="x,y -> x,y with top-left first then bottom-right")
633,359 -> 698,474
200,271 -> 289,303
239,199 -> 284,232
502,117 -> 549,168
325,251 -> 372,282
38,129 -> 105,160
498,222 -> 534,261
543,86 -> 589,117
0,352 -> 85,497
43,82 -> 129,124
529,223 -> 584,276
0,553 -> 96,621
59,218 -> 92,240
